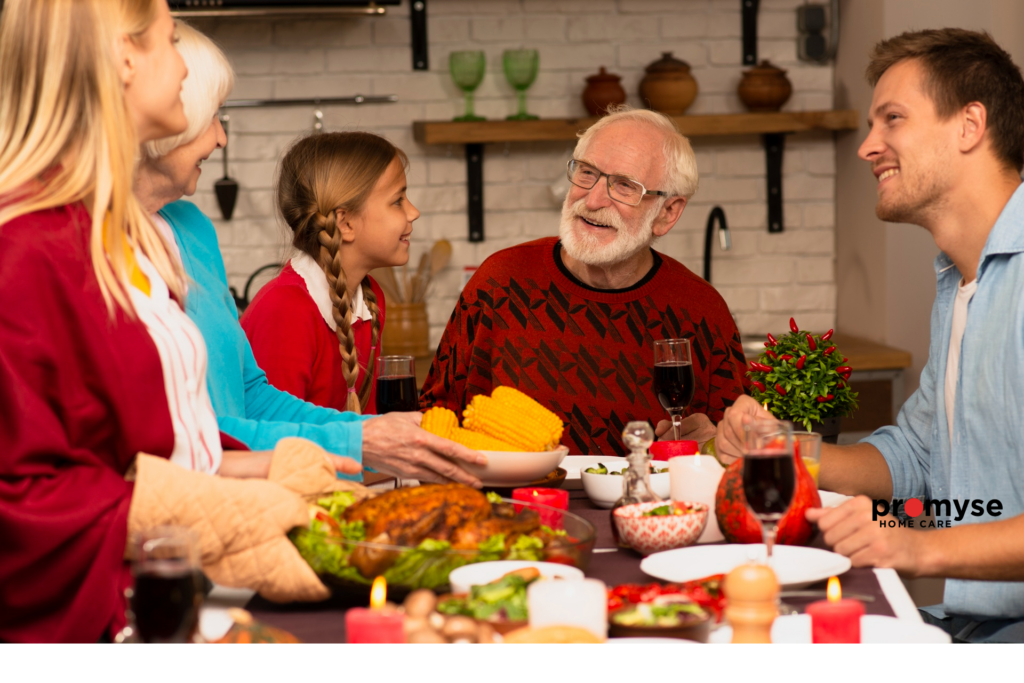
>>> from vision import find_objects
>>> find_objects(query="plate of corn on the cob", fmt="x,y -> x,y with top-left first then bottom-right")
422,387 -> 569,486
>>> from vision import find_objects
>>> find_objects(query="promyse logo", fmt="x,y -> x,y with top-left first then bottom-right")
872,497 -> 1003,528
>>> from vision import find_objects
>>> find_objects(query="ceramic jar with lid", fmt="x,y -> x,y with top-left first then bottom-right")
639,52 -> 698,115
737,60 -> 793,112
582,67 -> 627,117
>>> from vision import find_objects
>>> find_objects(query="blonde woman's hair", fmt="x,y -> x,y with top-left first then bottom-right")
575,105 -> 700,200
277,132 -> 407,414
0,0 -> 185,313
144,21 -> 234,159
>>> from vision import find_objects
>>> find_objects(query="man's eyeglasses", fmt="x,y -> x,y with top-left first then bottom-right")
565,159 -> 670,206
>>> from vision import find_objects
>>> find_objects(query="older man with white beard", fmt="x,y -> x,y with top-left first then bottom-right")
421,107 -> 747,455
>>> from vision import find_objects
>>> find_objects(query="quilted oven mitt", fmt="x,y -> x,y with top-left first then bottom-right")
267,437 -> 373,503
128,453 -> 328,603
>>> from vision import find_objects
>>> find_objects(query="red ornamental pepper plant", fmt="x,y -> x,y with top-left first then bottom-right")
745,319 -> 859,431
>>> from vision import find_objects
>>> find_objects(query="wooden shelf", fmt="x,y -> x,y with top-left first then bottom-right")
413,110 -> 859,145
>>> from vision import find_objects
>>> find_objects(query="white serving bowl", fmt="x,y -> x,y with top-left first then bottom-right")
447,560 -> 585,594
461,446 -> 569,487
581,461 -> 671,509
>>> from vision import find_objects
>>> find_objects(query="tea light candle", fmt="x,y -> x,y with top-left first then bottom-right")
806,576 -> 864,644
512,487 -> 569,528
345,576 -> 405,644
668,455 -> 725,543
528,578 -> 607,640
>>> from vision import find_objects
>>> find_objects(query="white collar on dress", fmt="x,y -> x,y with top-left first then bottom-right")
289,252 -> 372,332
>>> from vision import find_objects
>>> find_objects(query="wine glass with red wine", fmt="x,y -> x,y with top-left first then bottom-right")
375,355 -> 419,413
126,526 -> 203,643
742,420 -> 795,560
652,338 -> 695,440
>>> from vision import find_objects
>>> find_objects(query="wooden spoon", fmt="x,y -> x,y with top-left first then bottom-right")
370,267 -> 402,303
430,239 -> 452,278
412,252 -> 430,302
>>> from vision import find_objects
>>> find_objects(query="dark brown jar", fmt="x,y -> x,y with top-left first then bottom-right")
737,60 -> 793,112
639,52 -> 698,115
582,66 -> 627,117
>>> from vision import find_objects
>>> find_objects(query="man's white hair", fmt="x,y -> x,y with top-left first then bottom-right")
573,105 -> 699,199
144,22 -> 235,159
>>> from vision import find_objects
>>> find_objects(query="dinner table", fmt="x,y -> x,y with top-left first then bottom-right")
198,477 -> 923,644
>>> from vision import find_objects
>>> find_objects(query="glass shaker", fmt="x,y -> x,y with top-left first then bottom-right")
610,421 -> 663,547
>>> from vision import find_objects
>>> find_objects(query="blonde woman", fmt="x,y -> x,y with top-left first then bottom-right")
0,0 -> 327,643
136,24 -> 487,485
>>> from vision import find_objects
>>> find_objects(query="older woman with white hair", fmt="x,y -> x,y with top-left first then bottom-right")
137,22 -> 487,485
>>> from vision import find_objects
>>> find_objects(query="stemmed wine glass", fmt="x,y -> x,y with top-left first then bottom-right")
742,419 -> 795,560
121,526 -> 203,643
652,338 -> 695,440
375,355 -> 418,414
502,49 -> 539,120
449,51 -> 486,122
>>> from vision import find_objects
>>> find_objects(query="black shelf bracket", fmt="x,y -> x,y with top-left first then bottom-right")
742,0 -> 760,65
764,132 -> 787,232
466,144 -> 484,242
411,1 -> 428,70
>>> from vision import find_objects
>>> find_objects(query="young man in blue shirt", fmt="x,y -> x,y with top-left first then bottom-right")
717,28 -> 1024,641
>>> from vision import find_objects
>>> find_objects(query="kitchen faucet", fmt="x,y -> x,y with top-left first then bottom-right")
704,205 -> 731,283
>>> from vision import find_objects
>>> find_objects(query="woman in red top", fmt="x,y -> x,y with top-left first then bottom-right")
242,132 -> 420,415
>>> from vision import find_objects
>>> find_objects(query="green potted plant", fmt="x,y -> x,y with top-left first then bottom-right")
746,318 -> 858,443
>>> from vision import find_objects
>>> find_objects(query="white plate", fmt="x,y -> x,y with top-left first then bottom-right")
641,544 -> 852,589
818,490 -> 853,508
447,560 -> 584,594
563,456 -> 627,479
462,446 -> 569,486
710,615 -> 950,644
607,637 -> 699,645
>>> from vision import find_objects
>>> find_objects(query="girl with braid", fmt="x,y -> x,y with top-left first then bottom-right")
242,132 -> 419,415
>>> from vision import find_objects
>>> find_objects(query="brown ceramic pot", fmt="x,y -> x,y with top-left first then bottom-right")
582,66 -> 627,117
380,302 -> 430,358
639,52 -> 698,115
737,60 -> 793,112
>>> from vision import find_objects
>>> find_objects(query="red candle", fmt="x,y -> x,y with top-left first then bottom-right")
345,577 -> 405,644
512,487 -> 569,528
806,576 -> 865,643
649,440 -> 698,461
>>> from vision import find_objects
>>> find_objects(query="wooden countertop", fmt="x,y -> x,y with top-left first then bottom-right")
743,332 -> 911,371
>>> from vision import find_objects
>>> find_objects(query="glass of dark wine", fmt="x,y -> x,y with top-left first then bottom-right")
125,526 -> 203,643
375,355 -> 418,414
652,338 -> 695,440
742,419 -> 795,560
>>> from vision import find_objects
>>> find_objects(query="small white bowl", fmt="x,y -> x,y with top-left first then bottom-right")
461,446 -> 569,487
448,560 -> 585,594
581,461 -> 671,509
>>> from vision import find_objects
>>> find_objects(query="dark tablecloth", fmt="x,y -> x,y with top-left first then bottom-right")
246,482 -> 895,643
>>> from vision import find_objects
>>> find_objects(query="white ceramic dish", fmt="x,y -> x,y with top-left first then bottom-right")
581,461 -> 671,509
462,446 -> 569,487
447,560 -> 585,594
710,614 -> 950,644
818,490 -> 854,508
562,455 -> 627,479
641,543 -> 852,590
607,637 -> 699,644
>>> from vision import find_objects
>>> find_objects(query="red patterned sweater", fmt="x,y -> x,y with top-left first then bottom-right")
421,238 -> 749,455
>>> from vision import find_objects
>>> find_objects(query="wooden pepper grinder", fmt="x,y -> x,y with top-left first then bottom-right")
724,562 -> 779,643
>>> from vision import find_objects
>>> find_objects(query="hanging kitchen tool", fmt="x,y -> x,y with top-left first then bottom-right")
214,114 -> 239,220
313,108 -> 324,133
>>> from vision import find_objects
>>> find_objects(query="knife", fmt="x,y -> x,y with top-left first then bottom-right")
779,590 -> 875,602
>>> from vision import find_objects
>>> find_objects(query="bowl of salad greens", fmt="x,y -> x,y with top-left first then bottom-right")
290,487 -> 596,598
581,461 -> 671,508
608,593 -> 712,643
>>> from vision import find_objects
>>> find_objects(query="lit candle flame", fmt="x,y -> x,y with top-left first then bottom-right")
370,575 -> 387,609
827,576 -> 841,602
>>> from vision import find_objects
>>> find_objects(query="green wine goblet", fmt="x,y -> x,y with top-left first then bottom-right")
449,50 -> 486,122
503,49 -> 539,120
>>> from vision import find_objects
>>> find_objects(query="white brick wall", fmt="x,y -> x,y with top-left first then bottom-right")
187,0 -> 837,346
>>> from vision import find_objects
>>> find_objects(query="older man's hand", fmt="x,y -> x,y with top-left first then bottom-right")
715,394 -> 774,465
807,496 -> 925,576
655,413 -> 716,446
361,412 -> 486,488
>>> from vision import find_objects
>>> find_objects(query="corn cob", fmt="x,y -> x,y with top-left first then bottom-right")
448,427 -> 519,452
463,394 -> 558,452
491,386 -> 564,440
420,406 -> 459,440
